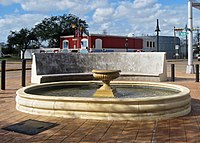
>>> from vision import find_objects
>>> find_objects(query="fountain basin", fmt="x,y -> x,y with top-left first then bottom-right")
16,81 -> 191,120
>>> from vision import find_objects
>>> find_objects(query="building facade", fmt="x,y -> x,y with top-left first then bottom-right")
141,36 -> 181,59
60,34 -> 143,52
59,34 -> 180,59
158,36 -> 180,59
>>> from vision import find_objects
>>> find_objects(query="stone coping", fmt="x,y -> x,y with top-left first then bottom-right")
40,73 -> 93,77
38,72 -> 161,79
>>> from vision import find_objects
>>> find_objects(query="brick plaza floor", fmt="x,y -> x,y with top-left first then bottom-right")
0,60 -> 200,142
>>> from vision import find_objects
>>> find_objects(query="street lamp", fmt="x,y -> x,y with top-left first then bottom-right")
197,26 -> 200,54
155,19 -> 161,52
186,0 -> 200,74
185,25 -> 188,59
72,17 -> 83,49
125,37 -> 128,52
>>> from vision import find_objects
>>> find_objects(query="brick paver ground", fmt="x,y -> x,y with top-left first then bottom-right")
0,60 -> 200,143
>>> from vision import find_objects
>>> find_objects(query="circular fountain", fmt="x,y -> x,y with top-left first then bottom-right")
16,70 -> 191,121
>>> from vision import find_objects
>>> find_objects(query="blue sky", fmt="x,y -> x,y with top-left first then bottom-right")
160,0 -> 187,5
0,0 -> 199,43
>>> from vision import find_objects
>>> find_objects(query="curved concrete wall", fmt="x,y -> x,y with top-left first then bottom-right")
16,81 -> 191,121
31,52 -> 167,83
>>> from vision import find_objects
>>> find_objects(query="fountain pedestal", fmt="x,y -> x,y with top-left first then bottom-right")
92,69 -> 121,97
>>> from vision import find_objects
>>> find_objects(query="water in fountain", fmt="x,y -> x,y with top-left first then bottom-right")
26,83 -> 179,98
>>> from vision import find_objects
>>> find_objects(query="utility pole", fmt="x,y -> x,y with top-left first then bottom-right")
173,26 -> 176,58
197,27 -> 200,53
198,28 -> 200,44
125,37 -> 128,52
185,24 -> 188,59
155,19 -> 161,52
186,0 -> 200,73
186,0 -> 194,74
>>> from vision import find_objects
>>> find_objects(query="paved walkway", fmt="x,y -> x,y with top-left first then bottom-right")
0,60 -> 200,143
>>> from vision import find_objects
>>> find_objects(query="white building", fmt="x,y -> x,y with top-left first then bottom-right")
22,48 -> 61,59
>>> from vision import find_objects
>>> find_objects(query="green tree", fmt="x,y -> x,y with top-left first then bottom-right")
33,14 -> 89,48
1,42 -> 15,55
7,28 -> 38,59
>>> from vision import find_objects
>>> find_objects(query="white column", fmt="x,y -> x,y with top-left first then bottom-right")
186,0 -> 194,74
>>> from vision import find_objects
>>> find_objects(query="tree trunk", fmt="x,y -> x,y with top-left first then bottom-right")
22,50 -> 25,59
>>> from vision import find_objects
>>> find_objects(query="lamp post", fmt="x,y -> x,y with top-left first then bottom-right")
186,0 -> 194,74
125,37 -> 128,52
155,19 -> 161,52
186,0 -> 200,73
72,17 -> 82,49
197,26 -> 200,54
185,24 -> 188,59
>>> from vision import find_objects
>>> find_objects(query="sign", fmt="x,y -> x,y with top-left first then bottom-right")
179,32 -> 188,36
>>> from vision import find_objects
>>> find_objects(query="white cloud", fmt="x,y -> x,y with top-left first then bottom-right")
90,0 -> 189,37
133,0 -> 157,9
21,0 -> 62,12
19,0 -> 93,15
0,14 -> 46,42
93,7 -> 114,23
0,0 -> 22,6
113,1 -> 132,19
100,22 -> 112,30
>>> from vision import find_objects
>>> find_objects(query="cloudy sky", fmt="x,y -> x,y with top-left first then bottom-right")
0,0 -> 200,43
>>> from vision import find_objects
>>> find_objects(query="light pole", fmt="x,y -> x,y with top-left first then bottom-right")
186,0 -> 194,74
186,0 -> 200,73
185,25 -> 188,59
173,26 -> 176,58
197,26 -> 200,53
125,37 -> 128,52
72,17 -> 83,49
155,19 -> 161,52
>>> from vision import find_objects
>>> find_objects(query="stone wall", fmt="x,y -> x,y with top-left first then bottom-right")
31,52 -> 167,83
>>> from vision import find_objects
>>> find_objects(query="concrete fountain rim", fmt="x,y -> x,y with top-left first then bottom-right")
16,81 -> 191,120
16,81 -> 190,102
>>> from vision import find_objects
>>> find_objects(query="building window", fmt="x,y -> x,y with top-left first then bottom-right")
82,41 -> 87,47
153,42 -> 155,47
147,41 -> 149,47
81,38 -> 88,48
150,41 -> 152,48
63,40 -> 69,49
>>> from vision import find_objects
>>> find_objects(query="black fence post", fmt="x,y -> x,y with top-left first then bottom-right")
1,60 -> 6,90
22,59 -> 26,87
171,64 -> 175,82
196,64 -> 199,82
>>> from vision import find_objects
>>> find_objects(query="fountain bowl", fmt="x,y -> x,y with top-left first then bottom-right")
92,69 -> 121,97
92,69 -> 121,81
16,81 -> 191,121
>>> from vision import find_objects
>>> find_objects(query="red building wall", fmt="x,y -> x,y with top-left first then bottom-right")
60,36 -> 87,49
90,35 -> 143,49
60,35 -> 143,50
